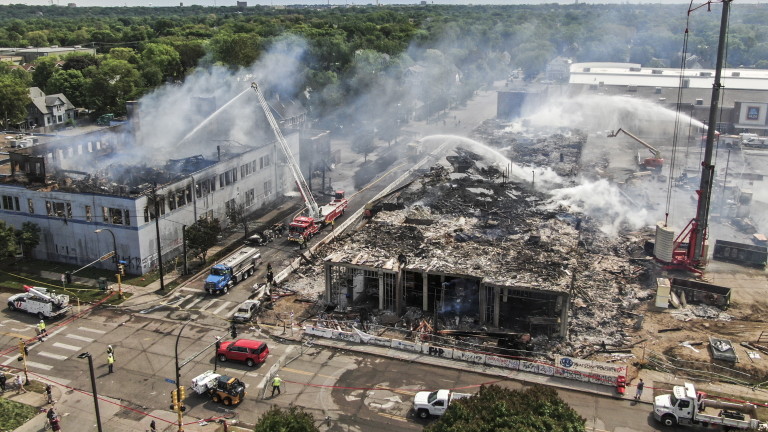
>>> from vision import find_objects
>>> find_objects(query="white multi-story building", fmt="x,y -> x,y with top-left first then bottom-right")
0,125 -> 300,275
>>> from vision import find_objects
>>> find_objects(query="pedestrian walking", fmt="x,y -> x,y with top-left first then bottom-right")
38,320 -> 47,342
15,374 -> 26,393
634,378 -> 644,400
271,375 -> 283,396
0,372 -> 6,393
149,419 -> 157,432
107,352 -> 115,373
46,383 -> 54,404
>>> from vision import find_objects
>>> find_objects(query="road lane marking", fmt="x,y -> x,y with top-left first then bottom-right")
199,299 -> 217,311
393,389 -> 417,396
179,287 -> 199,293
377,412 -> 408,422
185,297 -> 203,310
212,302 -> 231,315
0,330 -> 30,339
38,352 -> 68,360
227,303 -> 242,317
23,360 -> 53,371
66,334 -> 94,343
78,327 -> 106,334
52,342 -> 80,351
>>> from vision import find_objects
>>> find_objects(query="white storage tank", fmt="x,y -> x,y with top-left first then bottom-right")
654,222 -> 675,263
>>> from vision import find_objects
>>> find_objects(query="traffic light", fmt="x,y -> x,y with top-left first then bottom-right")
230,323 -> 237,338
179,385 -> 186,401
17,339 -> 27,362
118,264 -> 125,276
170,388 -> 178,411
65,271 -> 72,284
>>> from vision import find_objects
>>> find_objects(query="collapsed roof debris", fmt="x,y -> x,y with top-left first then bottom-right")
282,127 -> 663,357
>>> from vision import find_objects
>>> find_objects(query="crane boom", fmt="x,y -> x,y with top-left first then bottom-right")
250,82 -> 320,219
608,128 -> 662,159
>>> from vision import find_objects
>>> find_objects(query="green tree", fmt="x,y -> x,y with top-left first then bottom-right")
32,57 -> 58,91
225,202 -> 249,238
107,47 -> 139,64
0,74 -> 31,130
140,42 -> 182,85
25,30 -> 48,47
185,217 -> 221,264
425,385 -> 585,432
62,53 -> 99,72
15,222 -> 40,258
0,221 -> 19,262
254,405 -> 319,432
209,33 -> 262,67
86,58 -> 142,116
47,69 -> 88,107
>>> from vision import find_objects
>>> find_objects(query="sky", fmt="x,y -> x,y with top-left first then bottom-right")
0,0 -> 719,7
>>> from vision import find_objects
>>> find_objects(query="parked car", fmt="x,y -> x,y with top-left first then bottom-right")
232,299 -> 261,323
216,339 -> 269,367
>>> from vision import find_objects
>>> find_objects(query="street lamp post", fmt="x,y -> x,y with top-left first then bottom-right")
77,352 -> 104,432
94,228 -> 119,274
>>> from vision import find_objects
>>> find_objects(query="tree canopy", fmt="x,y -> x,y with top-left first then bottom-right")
425,385 -> 586,432
253,405 -> 319,432
185,217 -> 222,264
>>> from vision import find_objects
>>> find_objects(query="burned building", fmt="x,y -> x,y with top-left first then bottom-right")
323,155 -> 583,338
0,123 -> 302,274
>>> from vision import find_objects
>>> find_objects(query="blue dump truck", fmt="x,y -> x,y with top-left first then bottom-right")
205,247 -> 261,295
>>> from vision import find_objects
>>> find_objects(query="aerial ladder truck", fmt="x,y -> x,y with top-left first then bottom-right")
608,128 -> 664,171
250,83 -> 348,243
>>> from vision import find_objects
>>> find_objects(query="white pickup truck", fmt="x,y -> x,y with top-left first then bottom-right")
413,389 -> 472,419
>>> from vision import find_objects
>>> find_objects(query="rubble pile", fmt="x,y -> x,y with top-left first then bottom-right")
51,163 -> 187,196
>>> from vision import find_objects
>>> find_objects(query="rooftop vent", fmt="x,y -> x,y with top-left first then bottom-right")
696,98 -> 704,105
582,67 -> 591,72
652,69 -> 663,75
655,87 -> 662,94
683,79 -> 690,88
699,71 -> 712,77
629,67 -> 641,72
626,85 -> 638,92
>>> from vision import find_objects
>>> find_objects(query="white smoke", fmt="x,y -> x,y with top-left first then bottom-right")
547,178 -> 652,236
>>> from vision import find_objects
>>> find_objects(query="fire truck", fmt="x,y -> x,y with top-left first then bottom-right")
7,286 -> 70,319
251,82 -> 348,243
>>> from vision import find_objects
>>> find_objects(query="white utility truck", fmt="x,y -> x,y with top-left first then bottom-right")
413,389 -> 472,419
7,285 -> 70,319
653,382 -> 768,430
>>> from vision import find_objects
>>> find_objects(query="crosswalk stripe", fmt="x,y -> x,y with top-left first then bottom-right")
52,342 -> 81,351
24,360 -> 53,371
185,297 -> 203,310
199,299 -> 217,311
66,334 -> 94,343
212,302 -> 231,315
227,303 -> 242,317
78,327 -> 107,334
179,287 -> 199,293
38,352 -> 68,361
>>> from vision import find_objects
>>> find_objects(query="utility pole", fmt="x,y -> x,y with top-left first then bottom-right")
182,225 -> 188,275
153,183 -> 166,290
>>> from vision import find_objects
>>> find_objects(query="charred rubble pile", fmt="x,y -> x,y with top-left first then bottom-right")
474,119 -> 587,178
288,155 -> 656,357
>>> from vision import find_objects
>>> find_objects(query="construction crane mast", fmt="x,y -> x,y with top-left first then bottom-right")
664,0 -> 730,273
250,82 -> 320,220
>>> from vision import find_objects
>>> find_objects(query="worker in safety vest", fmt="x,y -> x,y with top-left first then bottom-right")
38,320 -> 47,341
271,375 -> 283,396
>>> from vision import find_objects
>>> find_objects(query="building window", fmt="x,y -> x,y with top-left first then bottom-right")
124,209 -> 130,226
46,200 -> 71,218
102,207 -> 126,225
2,195 -> 20,211
260,154 -> 271,169
219,173 -> 225,188
264,180 -> 273,198
245,189 -> 255,207
28,199 -> 34,214
169,194 -> 177,211
85,205 -> 92,222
